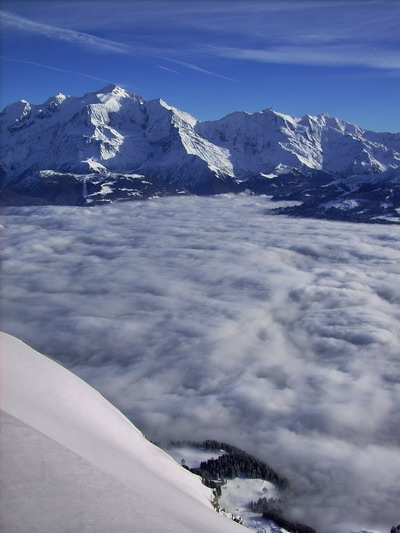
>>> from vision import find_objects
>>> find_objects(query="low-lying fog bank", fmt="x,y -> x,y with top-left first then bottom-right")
2,194 -> 399,532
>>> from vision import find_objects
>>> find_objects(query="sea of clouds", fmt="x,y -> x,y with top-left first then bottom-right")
1,194 -> 399,533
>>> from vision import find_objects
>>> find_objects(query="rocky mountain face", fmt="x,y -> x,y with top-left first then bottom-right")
1,84 -> 399,221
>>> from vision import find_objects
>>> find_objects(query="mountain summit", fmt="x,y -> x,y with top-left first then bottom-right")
1,85 -> 399,221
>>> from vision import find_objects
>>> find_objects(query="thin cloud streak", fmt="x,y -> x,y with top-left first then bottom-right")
163,57 -> 238,82
1,10 -> 129,54
209,44 -> 400,70
1,56 -> 116,85
158,65 -> 179,74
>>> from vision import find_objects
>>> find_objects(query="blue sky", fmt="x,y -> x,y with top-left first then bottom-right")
1,0 -> 399,132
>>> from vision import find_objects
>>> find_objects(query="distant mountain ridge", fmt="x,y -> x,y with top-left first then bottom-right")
1,84 -> 399,222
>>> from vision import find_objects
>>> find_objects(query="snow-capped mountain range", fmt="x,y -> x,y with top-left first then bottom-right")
1,84 -> 399,221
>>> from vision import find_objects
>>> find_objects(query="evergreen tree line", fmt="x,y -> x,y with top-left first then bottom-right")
189,440 -> 287,488
261,509 -> 317,533
248,496 -> 280,513
248,497 -> 317,533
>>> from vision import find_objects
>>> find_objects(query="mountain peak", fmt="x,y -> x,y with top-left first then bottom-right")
94,84 -> 145,104
97,83 -> 120,93
0,99 -> 31,122
260,107 -> 298,128
96,83 -> 134,97
42,93 -> 69,109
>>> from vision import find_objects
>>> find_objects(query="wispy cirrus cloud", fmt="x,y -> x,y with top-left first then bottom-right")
0,10 -> 129,55
209,44 -> 400,71
1,55 -> 116,84
158,65 -> 179,74
1,9 -> 237,83
162,57 -> 238,82
27,1 -> 397,44
3,2 -> 399,70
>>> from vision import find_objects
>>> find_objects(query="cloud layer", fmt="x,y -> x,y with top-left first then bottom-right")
2,195 -> 400,532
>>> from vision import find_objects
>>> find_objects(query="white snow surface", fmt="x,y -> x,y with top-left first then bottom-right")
1,85 -> 399,188
0,331 -> 245,533
219,478 -> 282,533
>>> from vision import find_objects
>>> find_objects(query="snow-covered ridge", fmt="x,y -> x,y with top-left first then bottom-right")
1,84 -> 399,194
0,331 -> 245,533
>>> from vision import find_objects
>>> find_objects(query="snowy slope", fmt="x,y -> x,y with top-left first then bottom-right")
0,332 -> 245,533
1,85 -> 399,197
196,110 -> 400,177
